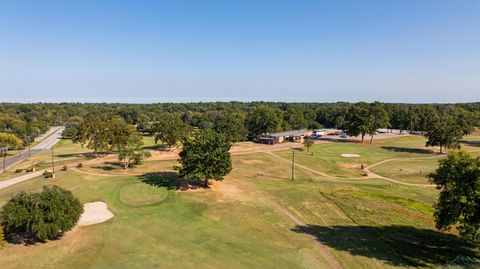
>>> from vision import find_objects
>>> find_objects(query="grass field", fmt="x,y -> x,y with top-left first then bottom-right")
0,133 -> 479,268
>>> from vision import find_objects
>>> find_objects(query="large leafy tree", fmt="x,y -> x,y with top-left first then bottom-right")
366,102 -> 390,143
428,151 -> 480,242
213,112 -> 248,143
285,106 -> 307,130
345,103 -> 370,142
247,105 -> 284,137
153,113 -> 189,150
1,185 -> 83,242
178,129 -> 232,187
73,117 -> 111,155
424,113 -> 463,153
0,133 -> 22,149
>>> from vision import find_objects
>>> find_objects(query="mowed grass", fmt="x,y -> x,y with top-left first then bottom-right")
0,165 -> 333,268
0,135 -> 479,268
273,136 -> 438,178
370,158 -> 440,184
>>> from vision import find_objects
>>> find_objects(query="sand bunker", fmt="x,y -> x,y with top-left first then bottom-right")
77,202 -> 114,226
341,154 -> 361,158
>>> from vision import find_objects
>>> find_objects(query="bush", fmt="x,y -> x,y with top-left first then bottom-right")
77,163 -> 83,168
26,167 -> 34,172
43,170 -> 53,178
61,165 -> 68,171
14,168 -> 23,173
1,185 -> 83,243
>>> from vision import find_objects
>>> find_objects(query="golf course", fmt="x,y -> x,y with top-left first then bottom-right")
1,131 -> 479,269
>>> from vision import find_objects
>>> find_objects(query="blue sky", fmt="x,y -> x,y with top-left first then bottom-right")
0,0 -> 479,103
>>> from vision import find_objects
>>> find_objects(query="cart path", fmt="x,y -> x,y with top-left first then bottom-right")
0,171 -> 44,190
267,151 -> 437,188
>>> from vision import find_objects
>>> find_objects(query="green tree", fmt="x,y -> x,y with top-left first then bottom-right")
0,133 -> 22,149
1,185 -> 83,242
178,129 -> 232,187
366,102 -> 390,144
118,133 -> 151,169
285,106 -> 307,130
73,117 -> 111,155
345,103 -> 370,142
247,105 -> 284,138
425,114 -> 463,153
304,137 -> 314,152
153,113 -> 189,150
428,151 -> 480,242
213,112 -> 248,143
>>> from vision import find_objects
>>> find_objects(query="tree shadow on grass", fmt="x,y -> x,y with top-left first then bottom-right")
291,224 -> 479,267
56,152 -> 97,159
461,140 -> 480,147
381,146 -> 434,155
138,172 -> 204,191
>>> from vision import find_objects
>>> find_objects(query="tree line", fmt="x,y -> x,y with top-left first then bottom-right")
1,102 -> 479,150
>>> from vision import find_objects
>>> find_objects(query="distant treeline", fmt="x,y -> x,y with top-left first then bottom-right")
0,102 -> 479,145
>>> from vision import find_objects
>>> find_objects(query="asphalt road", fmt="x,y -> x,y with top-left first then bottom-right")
0,127 -> 65,173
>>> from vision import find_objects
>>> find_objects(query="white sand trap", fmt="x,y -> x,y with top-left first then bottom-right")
77,202 -> 114,226
341,153 -> 361,158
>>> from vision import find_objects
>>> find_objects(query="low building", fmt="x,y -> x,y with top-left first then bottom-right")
256,130 -> 312,145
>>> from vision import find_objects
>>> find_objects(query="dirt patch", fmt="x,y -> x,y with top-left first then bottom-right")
77,202 -> 114,226
341,153 -> 360,158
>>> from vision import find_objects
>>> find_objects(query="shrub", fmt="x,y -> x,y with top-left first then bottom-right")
62,165 -> 68,171
14,168 -> 23,173
1,185 -> 83,243
26,167 -> 34,172
77,163 -> 83,168
43,170 -> 53,178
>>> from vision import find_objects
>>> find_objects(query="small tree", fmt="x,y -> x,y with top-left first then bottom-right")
428,151 -> 480,242
118,134 -> 151,169
178,129 -> 232,187
304,137 -> 314,152
1,185 -> 83,242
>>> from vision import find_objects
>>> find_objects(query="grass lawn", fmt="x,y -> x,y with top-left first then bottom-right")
273,136 -> 438,178
370,158 -> 440,184
0,135 -> 478,268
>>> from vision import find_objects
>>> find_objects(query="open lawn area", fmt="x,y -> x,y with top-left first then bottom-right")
0,134 -> 479,268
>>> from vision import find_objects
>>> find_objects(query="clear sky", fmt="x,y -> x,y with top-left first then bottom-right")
0,0 -> 479,103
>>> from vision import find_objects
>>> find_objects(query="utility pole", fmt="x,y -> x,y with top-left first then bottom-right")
1,148 -> 5,173
51,145 -> 55,175
291,149 -> 295,181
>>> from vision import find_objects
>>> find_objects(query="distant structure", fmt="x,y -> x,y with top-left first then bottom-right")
256,130 -> 312,145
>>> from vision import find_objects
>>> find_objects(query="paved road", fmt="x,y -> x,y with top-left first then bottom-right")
0,127 -> 64,173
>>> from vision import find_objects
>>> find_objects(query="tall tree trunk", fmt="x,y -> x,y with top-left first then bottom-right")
204,178 -> 209,188
370,134 -> 374,144
440,145 -> 443,154
361,133 -> 365,143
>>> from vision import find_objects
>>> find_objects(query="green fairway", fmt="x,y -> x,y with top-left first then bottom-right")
370,158 -> 440,184
0,135 -> 478,268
